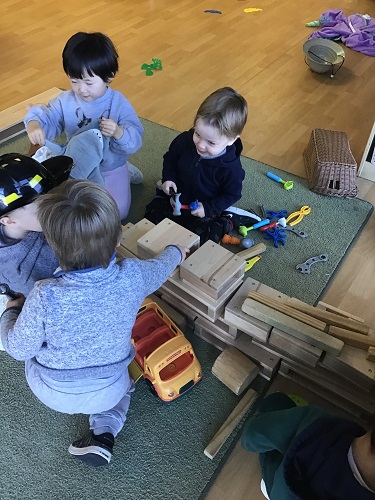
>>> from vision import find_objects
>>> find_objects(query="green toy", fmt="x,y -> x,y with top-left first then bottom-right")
141,58 -> 162,76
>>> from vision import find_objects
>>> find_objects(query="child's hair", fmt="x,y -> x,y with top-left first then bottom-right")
62,32 -> 119,83
193,87 -> 248,139
38,179 -> 122,271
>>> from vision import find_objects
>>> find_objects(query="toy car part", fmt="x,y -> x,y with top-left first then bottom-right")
296,254 -> 328,274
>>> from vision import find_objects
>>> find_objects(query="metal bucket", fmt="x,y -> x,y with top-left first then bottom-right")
303,39 -> 345,77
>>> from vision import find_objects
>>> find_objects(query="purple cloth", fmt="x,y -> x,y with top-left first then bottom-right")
308,9 -> 375,56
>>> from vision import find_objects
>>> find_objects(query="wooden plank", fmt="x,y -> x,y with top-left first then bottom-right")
248,291 -> 326,331
279,360 -> 375,416
194,314 -> 246,340
328,326 -> 375,350
320,346 -> 375,391
367,347 -> 375,362
286,297 -> 370,335
235,243 -> 267,260
180,241 -> 245,299
242,298 -> 344,355
212,346 -> 259,395
204,388 -> 258,460
137,218 -> 200,259
223,278 -> 271,342
267,328 -> 322,367
317,301 -> 365,323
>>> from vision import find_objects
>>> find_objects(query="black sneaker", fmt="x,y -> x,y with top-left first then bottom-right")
68,431 -> 114,467
221,211 -> 260,230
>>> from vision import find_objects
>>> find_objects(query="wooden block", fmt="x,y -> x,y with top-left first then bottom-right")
328,326 -> 375,350
248,291 -> 326,331
236,242 -> 267,260
212,346 -> 259,395
223,278 -> 271,342
367,347 -> 375,362
180,241 -> 245,299
195,315 -> 246,340
117,219 -> 155,258
204,388 -> 258,459
0,87 -> 61,143
317,301 -> 365,323
160,292 -> 199,322
320,346 -> 375,391
267,328 -> 322,367
160,271 -> 238,322
286,297 -> 370,335
137,219 -> 200,259
279,359 -> 375,416
194,320 -> 280,380
242,298 -> 344,355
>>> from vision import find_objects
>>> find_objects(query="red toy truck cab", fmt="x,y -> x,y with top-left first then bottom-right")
131,299 -> 202,402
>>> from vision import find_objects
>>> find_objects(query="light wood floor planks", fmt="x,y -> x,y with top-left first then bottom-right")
1,0 -> 375,496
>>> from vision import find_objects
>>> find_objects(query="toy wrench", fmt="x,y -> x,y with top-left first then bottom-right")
296,254 -> 328,274
280,225 -> 308,238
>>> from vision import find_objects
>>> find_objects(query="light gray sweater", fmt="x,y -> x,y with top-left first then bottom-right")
0,246 -> 182,381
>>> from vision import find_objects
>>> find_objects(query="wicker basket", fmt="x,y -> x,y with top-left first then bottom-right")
303,129 -> 358,197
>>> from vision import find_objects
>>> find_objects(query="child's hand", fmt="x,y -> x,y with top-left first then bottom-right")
162,181 -> 178,195
191,202 -> 205,218
174,245 -> 190,262
6,293 -> 26,310
100,117 -> 123,140
27,121 -> 46,146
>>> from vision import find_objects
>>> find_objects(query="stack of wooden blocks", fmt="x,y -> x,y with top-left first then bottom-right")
117,218 -> 375,419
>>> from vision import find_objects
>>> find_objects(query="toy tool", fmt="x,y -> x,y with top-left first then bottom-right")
245,255 -> 261,272
286,205 -> 311,226
0,283 -> 18,300
238,219 -> 270,237
267,172 -> 294,190
296,254 -> 328,274
222,235 -> 241,245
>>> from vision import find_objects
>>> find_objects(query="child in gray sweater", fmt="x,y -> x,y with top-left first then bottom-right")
0,179 -> 188,467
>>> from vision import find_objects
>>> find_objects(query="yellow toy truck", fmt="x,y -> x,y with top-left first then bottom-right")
131,299 -> 202,402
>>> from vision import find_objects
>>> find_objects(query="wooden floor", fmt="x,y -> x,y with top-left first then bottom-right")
1,0 -> 375,497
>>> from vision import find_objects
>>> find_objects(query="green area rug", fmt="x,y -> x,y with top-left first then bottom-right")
0,120 -> 372,498
1,121 -> 373,305
0,330 -> 268,500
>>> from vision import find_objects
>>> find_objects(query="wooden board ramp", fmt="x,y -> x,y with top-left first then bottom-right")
204,388 -> 258,460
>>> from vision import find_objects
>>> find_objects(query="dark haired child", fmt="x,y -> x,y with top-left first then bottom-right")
242,392 -> 375,499
145,86 -> 260,244
0,179 -> 189,467
24,31 -> 143,219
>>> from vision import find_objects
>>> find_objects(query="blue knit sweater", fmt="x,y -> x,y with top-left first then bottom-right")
0,246 -> 181,381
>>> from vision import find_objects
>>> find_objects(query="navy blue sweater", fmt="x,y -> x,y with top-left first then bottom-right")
285,416 -> 374,499
162,130 -> 245,217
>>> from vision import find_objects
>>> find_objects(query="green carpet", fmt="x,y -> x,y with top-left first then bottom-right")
0,120 -> 372,499
2,120 -> 373,305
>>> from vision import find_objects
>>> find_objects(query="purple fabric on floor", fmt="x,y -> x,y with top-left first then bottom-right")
308,9 -> 375,56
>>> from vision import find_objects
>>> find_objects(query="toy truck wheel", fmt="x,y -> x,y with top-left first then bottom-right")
144,378 -> 158,397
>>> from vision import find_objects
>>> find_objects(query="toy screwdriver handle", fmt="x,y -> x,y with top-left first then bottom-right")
253,219 -> 270,229
267,172 -> 282,183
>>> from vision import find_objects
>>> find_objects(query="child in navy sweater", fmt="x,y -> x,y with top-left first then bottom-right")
145,87 -> 259,243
